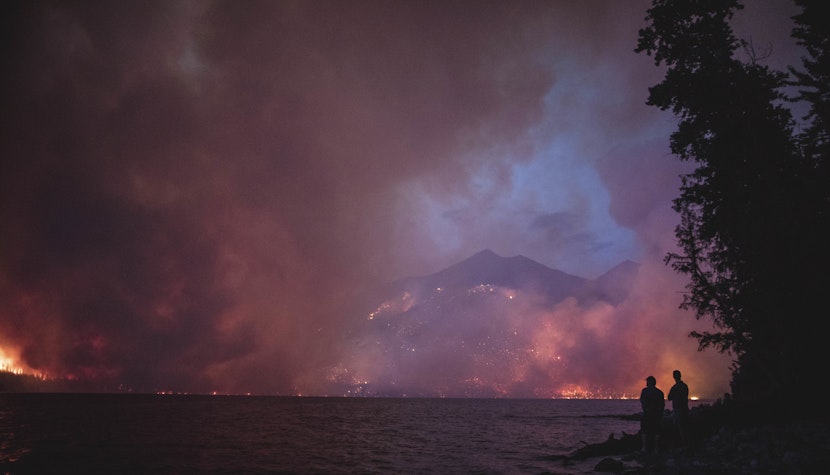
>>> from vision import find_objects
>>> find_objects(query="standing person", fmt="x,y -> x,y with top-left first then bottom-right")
639,375 -> 664,454
668,369 -> 690,446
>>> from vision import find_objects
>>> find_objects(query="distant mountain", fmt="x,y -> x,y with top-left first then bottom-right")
389,249 -> 589,302
333,250 -> 640,398
374,249 -> 638,308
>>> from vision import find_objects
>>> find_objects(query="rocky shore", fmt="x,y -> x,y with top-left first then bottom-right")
554,401 -> 830,474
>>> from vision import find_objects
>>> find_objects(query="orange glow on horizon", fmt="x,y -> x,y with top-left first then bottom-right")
0,345 -> 36,376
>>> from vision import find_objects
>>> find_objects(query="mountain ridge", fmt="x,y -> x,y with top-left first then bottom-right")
381,249 -> 638,306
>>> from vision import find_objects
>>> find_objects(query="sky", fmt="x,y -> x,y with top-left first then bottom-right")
0,0 -> 803,398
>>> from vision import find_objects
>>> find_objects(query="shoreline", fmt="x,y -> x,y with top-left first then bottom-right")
559,402 -> 830,473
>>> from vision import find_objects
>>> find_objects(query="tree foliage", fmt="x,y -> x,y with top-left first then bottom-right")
791,0 -> 830,164
637,0 -> 829,414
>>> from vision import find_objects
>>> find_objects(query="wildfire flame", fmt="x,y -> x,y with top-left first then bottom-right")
0,345 -> 30,375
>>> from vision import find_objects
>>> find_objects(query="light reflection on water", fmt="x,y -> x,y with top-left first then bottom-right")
0,394 -> 655,474
0,406 -> 31,464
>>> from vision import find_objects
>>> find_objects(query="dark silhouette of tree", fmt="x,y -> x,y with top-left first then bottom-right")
790,0 -> 830,212
636,0 -> 829,417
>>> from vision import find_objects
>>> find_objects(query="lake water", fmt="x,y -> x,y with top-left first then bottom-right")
1,394 -> 650,474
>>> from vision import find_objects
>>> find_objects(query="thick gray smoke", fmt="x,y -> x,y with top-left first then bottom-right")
2,0 -> 793,397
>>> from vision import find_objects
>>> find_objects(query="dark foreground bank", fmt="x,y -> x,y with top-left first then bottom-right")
555,400 -> 830,474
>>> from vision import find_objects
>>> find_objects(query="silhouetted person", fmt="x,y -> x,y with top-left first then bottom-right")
639,375 -> 664,454
667,369 -> 689,446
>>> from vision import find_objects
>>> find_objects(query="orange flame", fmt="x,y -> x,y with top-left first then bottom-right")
0,345 -> 33,375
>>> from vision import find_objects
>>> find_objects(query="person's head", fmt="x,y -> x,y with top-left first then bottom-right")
673,370 -> 681,381
646,376 -> 656,387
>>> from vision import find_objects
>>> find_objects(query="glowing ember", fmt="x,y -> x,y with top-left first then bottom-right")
368,292 -> 415,320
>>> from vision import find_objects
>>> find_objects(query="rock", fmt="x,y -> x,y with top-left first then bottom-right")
594,457 -> 624,472
569,432 -> 641,459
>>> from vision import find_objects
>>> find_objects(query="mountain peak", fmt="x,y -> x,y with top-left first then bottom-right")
470,248 -> 499,260
398,249 -> 585,301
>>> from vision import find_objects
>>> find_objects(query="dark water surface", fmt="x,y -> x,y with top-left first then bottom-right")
1,394 -> 644,474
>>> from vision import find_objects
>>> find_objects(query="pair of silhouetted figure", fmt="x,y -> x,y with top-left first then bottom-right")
639,370 -> 689,454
